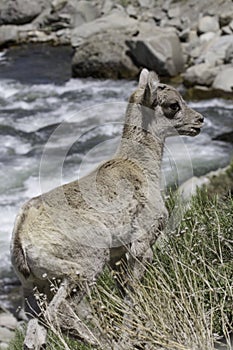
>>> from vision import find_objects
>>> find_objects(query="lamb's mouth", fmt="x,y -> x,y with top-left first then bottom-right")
190,127 -> 201,136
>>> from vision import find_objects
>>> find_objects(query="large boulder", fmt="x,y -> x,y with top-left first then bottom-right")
72,31 -> 138,79
212,66 -> 233,92
71,11 -> 139,79
0,0 -> 49,25
71,13 -> 185,78
197,35 -> 233,66
126,23 -> 185,76
183,63 -> 219,87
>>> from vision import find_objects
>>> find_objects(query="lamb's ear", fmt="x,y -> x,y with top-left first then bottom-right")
148,71 -> 159,92
142,71 -> 159,106
138,68 -> 149,89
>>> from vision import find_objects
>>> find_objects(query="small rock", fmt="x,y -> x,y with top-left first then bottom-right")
152,8 -> 167,23
214,131 -> 233,143
138,0 -> 154,8
162,0 -> 172,13
189,30 -> 198,42
221,26 -> 232,35
101,0 -> 113,15
0,25 -> 19,47
225,43 -> 233,63
229,20 -> 233,32
190,45 -> 203,60
126,5 -> 138,18
0,326 -> 15,343
179,29 -> 189,42
70,0 -> 100,28
212,66 -> 233,92
219,11 -> 233,27
51,0 -> 67,12
199,32 -> 217,43
167,17 -> 182,30
198,16 -> 220,34
168,7 -> 180,19
0,313 -> 18,329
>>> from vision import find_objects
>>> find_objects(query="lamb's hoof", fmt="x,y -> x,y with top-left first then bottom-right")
24,319 -> 47,350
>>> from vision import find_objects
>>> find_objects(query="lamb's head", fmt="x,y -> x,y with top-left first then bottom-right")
130,68 -> 204,138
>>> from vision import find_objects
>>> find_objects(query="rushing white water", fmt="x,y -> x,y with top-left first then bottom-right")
0,45 -> 233,280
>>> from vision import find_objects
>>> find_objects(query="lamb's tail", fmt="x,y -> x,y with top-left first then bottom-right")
11,208 -> 31,280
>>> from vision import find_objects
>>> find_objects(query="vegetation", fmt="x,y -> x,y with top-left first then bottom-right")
9,190 -> 233,349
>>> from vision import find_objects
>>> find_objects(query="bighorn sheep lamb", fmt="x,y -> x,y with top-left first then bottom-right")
11,69 -> 204,349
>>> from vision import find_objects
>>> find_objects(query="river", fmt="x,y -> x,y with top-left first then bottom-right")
0,44 -> 232,311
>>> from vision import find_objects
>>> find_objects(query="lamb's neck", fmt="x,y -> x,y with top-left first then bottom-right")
117,104 -> 165,179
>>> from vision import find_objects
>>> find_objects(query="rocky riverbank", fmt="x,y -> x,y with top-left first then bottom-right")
0,0 -> 232,96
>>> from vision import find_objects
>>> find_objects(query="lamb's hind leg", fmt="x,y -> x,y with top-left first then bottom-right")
23,279 -> 96,350
23,280 -> 71,350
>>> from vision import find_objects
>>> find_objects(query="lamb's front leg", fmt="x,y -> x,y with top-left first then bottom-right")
113,237 -> 154,350
129,237 -> 154,280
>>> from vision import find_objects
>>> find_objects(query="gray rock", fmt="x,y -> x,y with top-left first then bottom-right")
0,25 -> 19,47
24,319 -> 47,350
219,10 -> 233,27
189,30 -> 198,42
162,0 -> 172,13
126,24 -> 184,76
198,16 -> 220,34
0,0 -> 48,25
152,7 -> 167,23
126,5 -> 138,18
198,35 -> 233,66
69,0 -> 100,28
138,0 -> 154,8
212,66 -> 233,92
101,0 -> 114,15
0,313 -> 17,329
71,11 -> 142,78
167,17 -> 182,30
0,326 -> 15,343
168,6 -> 180,19
71,11 -> 138,47
221,25 -> 232,35
72,31 -> 138,79
225,42 -> 233,63
51,0 -> 67,12
230,20 -> 233,32
214,131 -> 233,143
199,31 -> 218,43
179,29 -> 190,42
183,63 -> 219,87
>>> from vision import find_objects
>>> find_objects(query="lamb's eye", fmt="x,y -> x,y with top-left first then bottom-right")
169,102 -> 180,111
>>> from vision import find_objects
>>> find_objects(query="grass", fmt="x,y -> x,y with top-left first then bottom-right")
9,190 -> 233,349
